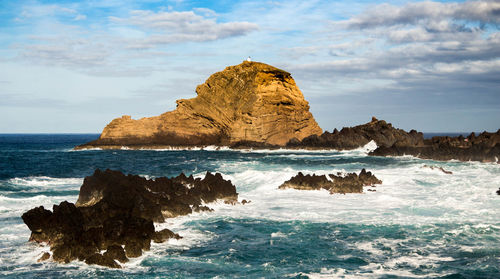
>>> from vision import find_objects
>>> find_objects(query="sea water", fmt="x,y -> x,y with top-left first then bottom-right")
0,134 -> 498,278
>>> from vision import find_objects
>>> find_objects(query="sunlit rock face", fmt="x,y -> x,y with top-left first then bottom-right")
77,61 -> 322,149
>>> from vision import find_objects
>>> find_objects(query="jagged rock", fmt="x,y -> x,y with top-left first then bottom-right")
22,169 -> 238,268
279,169 -> 382,194
103,245 -> 128,263
152,229 -> 182,243
37,252 -> 50,262
286,117 -> 424,150
75,61 -> 322,150
370,130 -> 500,163
192,205 -> 214,213
85,253 -> 121,268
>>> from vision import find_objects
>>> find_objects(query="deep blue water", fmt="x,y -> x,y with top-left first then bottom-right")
0,134 -> 499,278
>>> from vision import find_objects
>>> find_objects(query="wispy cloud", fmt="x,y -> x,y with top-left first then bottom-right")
12,3 -> 258,76
109,9 -> 258,48
339,0 -> 500,29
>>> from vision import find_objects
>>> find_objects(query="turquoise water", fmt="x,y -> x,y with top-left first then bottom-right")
0,134 -> 499,278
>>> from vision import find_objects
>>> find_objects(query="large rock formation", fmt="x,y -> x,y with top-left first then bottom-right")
279,169 -> 382,194
22,169 -> 239,268
76,61 -> 322,149
286,117 -> 424,150
370,130 -> 500,163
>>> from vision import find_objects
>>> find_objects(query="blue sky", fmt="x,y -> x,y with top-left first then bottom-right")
0,0 -> 499,133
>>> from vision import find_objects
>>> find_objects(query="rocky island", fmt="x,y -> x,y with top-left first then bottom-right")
76,61 -> 322,150
22,169 -> 240,268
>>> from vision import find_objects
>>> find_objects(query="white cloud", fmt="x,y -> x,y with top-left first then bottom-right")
341,0 -> 500,29
14,6 -> 259,75
109,10 -> 258,47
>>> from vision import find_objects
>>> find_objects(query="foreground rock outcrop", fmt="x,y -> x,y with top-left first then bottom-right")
370,130 -> 500,163
22,169 -> 238,268
279,169 -> 382,194
76,61 -> 322,150
286,117 -> 424,150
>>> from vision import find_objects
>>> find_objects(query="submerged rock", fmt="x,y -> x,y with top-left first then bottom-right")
279,169 -> 382,194
423,165 -> 453,174
22,169 -> 238,268
76,61 -> 322,150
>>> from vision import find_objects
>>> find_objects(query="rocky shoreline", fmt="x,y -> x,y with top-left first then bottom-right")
22,169 -> 239,268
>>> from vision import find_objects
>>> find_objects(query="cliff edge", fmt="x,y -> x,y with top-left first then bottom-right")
76,61 -> 322,149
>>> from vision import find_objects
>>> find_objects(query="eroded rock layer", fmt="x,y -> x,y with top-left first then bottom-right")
76,61 -> 322,149
22,169 -> 238,268
279,169 -> 382,194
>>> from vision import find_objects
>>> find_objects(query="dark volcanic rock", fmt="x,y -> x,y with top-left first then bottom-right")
370,130 -> 500,163
103,245 -> 128,263
85,253 -> 121,268
22,169 -> 238,268
423,165 -> 453,174
152,229 -> 182,243
279,169 -> 382,194
287,116 -> 500,163
286,117 -> 424,150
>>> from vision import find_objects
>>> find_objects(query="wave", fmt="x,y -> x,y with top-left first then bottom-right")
6,176 -> 82,187
179,161 -> 500,226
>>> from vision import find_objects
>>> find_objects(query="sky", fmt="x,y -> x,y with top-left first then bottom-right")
0,0 -> 499,133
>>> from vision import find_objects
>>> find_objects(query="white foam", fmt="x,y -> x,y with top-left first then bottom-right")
6,176 -> 82,187
176,159 -> 500,226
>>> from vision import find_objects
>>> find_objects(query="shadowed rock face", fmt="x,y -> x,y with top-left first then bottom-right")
286,117 -> 424,150
278,169 -> 382,194
76,61 -> 322,150
370,130 -> 500,163
22,169 -> 238,268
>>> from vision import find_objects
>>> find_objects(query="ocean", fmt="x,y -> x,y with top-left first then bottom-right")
0,134 -> 499,278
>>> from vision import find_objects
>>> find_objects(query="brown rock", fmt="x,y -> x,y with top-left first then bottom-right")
124,242 -> 142,258
85,253 -> 121,268
37,252 -> 50,262
152,229 -> 182,243
103,245 -> 128,263
75,61 -> 322,149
